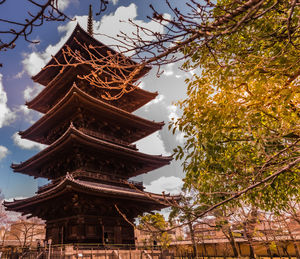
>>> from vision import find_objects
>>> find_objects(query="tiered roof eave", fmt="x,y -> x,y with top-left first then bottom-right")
4,175 -> 179,211
28,23 -> 155,114
32,23 -> 150,86
27,64 -> 158,114
4,176 -> 180,218
20,83 -> 164,145
12,124 -> 173,179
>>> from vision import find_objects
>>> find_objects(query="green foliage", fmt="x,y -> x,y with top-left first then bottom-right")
169,194 -> 195,223
138,213 -> 172,248
270,241 -> 277,251
139,213 -> 168,230
172,0 -> 300,211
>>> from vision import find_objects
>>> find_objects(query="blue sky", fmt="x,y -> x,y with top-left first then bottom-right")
0,0 -> 191,200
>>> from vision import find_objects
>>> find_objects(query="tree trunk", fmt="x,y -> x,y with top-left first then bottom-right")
266,244 -> 273,259
249,242 -> 255,259
284,218 -> 300,259
222,227 -> 239,257
187,221 -> 197,257
229,230 -> 240,257
243,223 -> 255,259
293,242 -> 300,259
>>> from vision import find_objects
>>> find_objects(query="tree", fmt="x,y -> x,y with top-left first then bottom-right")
238,207 -> 258,258
281,200 -> 300,258
168,0 -> 300,211
212,208 -> 242,258
284,200 -> 300,225
278,213 -> 300,258
0,191 -> 9,246
0,193 -> 44,251
0,0 -> 70,52
169,192 -> 199,255
6,217 -> 44,249
47,0 -> 299,213
0,191 -> 6,222
0,0 -> 109,64
138,213 -> 172,249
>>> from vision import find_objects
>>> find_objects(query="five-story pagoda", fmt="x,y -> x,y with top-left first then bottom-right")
5,24 -> 178,246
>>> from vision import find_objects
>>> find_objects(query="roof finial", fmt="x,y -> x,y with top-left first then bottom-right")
87,4 -> 93,36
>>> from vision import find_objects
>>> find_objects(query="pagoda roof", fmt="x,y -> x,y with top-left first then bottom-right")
32,24 -> 150,87
27,65 -> 157,114
4,175 -> 179,215
12,125 -> 172,179
20,83 -> 164,145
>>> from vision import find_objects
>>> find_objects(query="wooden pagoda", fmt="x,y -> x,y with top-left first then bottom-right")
5,24 -> 178,246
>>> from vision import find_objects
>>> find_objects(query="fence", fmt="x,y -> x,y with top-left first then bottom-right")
1,242 -> 300,258
0,245 -> 173,259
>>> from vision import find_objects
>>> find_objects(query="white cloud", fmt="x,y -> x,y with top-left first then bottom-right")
22,19 -> 78,76
0,146 -> 9,161
109,0 -> 119,5
0,74 -> 16,128
22,3 -> 170,76
167,104 -> 179,122
145,176 -> 183,194
18,105 -> 31,115
12,132 -> 46,151
138,81 -> 145,89
189,69 -> 196,76
57,0 -> 79,11
16,105 -> 40,124
23,84 -> 43,101
150,94 -> 165,104
14,70 -> 25,79
22,52 -> 48,77
144,94 -> 165,111
163,71 -> 174,77
163,63 -> 174,77
94,4 -> 170,50
167,105 -> 186,144
175,132 -> 185,144
135,131 -> 170,156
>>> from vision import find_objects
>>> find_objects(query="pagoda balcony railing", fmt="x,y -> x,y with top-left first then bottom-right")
70,170 -> 142,185
127,179 -> 143,187
79,128 -> 137,150
37,171 -> 144,193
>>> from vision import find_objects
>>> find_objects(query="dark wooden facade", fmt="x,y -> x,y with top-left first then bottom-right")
5,24 -> 177,246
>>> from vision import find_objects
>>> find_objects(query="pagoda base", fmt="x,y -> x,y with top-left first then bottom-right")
4,178 -> 176,247
46,215 -> 135,246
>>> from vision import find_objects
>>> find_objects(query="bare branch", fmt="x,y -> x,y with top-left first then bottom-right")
0,0 -> 72,52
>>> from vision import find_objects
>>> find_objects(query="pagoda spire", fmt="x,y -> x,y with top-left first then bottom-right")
87,4 -> 93,36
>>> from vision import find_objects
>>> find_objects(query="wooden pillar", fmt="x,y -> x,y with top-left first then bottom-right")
78,216 -> 85,241
237,242 -> 242,257
102,225 -> 105,244
99,218 -> 105,245
114,224 -> 122,245
60,225 -> 64,245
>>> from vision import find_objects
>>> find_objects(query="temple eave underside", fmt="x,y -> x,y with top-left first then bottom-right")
5,178 -> 173,219
32,24 -> 151,87
21,83 -> 163,145
12,126 -> 172,180
28,68 -> 157,114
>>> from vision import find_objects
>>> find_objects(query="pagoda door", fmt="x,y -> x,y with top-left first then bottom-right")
59,225 -> 65,244
114,225 -> 122,245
